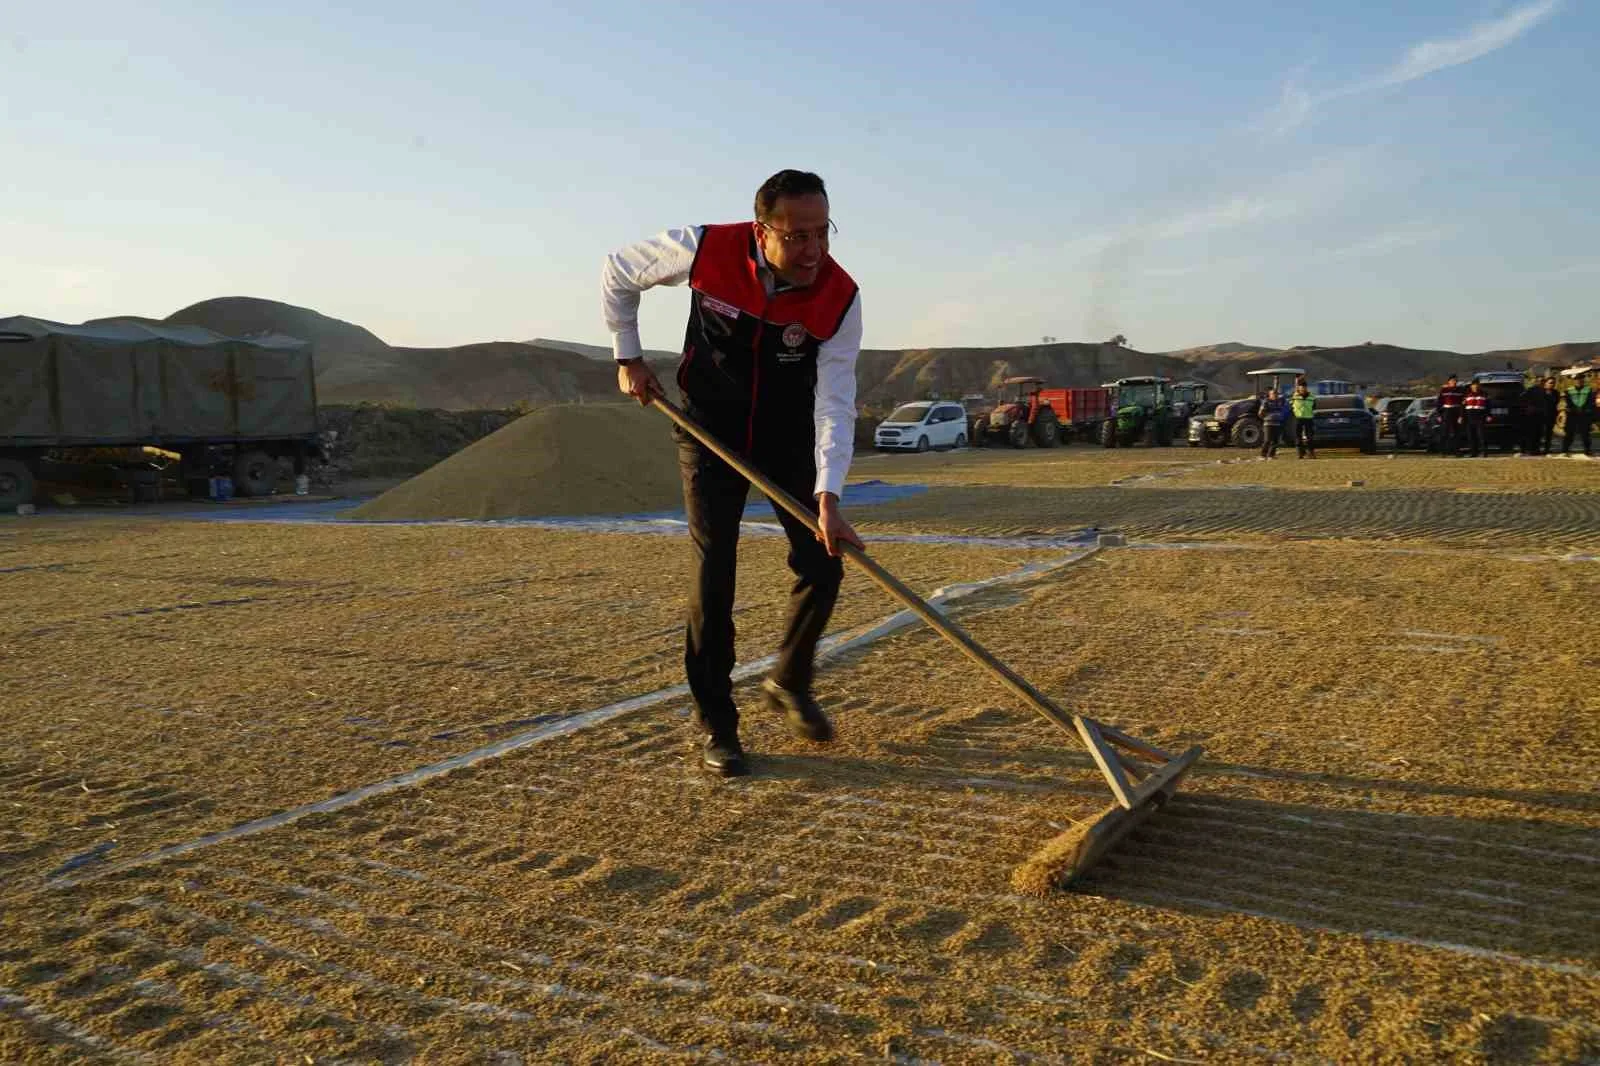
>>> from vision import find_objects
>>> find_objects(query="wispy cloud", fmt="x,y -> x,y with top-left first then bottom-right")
1323,223 -> 1460,260
1527,260 -> 1600,281
1059,148 -> 1379,263
1264,1 -> 1562,133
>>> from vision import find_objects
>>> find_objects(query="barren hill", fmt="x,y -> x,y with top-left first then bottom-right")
530,337 -> 679,362
163,297 -> 673,409
139,296 -> 1597,411
166,297 -> 389,378
854,343 -> 1195,406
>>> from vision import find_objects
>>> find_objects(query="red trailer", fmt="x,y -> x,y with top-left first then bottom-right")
970,378 -> 1113,447
1036,386 -> 1111,438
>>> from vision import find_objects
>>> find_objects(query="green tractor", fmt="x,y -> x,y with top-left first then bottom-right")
1099,376 -> 1179,447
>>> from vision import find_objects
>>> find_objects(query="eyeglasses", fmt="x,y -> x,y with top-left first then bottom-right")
759,218 -> 837,247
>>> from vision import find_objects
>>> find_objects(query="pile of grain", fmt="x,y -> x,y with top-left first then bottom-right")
349,402 -> 685,519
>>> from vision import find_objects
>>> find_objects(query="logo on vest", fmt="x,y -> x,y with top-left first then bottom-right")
701,295 -> 741,319
781,322 -> 807,349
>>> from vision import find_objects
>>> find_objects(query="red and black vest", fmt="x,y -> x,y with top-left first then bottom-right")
1463,391 -> 1489,413
677,223 -> 858,459
1438,384 -> 1465,409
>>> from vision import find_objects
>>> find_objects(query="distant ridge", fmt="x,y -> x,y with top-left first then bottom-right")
50,294 -> 1589,411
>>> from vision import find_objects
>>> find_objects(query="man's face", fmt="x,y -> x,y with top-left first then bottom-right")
754,193 -> 831,288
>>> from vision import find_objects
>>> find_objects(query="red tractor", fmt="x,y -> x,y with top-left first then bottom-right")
969,376 -> 1110,448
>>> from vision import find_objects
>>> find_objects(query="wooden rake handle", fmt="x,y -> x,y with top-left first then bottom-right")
649,396 -> 1084,742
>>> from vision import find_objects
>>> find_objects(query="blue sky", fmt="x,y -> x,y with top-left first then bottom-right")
3,1 -> 1594,354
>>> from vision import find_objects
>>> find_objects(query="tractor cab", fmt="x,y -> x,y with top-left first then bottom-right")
1245,366 -> 1309,398
1169,380 -> 1212,421
1099,376 -> 1177,447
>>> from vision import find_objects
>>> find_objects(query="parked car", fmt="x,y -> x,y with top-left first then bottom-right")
874,400 -> 968,452
1309,393 -> 1378,453
1395,397 -> 1441,451
1372,396 -> 1416,438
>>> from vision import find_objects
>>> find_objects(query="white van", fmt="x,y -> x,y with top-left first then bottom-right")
874,401 -> 969,452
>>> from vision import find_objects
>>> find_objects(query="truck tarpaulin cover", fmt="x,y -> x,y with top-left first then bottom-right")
0,316 -> 315,444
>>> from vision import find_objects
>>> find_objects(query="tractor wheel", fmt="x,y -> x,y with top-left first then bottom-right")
1231,419 -> 1264,449
232,449 -> 278,497
1099,420 -> 1117,448
916,435 -> 930,453
1154,417 -> 1174,447
1032,412 -> 1059,448
0,458 -> 35,509
1008,420 -> 1029,448
972,429 -> 988,448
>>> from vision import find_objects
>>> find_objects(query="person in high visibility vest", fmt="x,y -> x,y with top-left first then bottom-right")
1290,382 -> 1317,458
1462,380 -> 1490,457
1563,374 -> 1595,456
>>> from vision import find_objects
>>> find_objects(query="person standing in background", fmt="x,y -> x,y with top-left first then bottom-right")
1462,379 -> 1489,457
1290,380 -> 1317,458
1436,374 -> 1465,456
1520,377 -> 1548,455
1258,388 -> 1288,459
1563,374 -> 1595,456
1541,376 -> 1562,455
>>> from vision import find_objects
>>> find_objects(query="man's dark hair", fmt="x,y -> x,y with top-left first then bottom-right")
754,170 -> 827,221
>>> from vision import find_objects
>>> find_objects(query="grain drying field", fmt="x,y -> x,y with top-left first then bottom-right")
1,448 -> 1597,1063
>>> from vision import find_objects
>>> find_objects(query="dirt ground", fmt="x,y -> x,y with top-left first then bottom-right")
2,449 -> 1597,1064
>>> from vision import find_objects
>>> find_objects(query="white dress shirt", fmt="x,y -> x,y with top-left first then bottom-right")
601,225 -> 861,499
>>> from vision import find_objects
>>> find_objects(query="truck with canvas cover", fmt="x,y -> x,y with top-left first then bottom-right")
0,316 -> 322,508
1099,376 -> 1179,447
969,376 -> 1109,448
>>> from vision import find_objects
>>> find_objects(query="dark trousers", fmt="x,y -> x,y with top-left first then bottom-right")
1260,422 -> 1283,457
1440,408 -> 1462,454
1521,416 -> 1544,455
1565,415 -> 1594,455
1295,420 -> 1316,457
1543,416 -> 1557,454
1465,413 -> 1487,456
677,435 -> 843,741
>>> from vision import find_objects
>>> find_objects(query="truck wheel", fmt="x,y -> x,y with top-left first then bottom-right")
0,458 -> 35,509
232,449 -> 278,497
1008,420 -> 1029,448
1032,412 -> 1059,447
1231,419 -> 1264,449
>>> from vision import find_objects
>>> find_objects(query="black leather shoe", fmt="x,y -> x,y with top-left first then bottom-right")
702,735 -> 749,777
761,679 -> 834,743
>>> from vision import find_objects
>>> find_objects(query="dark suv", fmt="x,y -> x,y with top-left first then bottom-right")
1394,397 -> 1440,450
